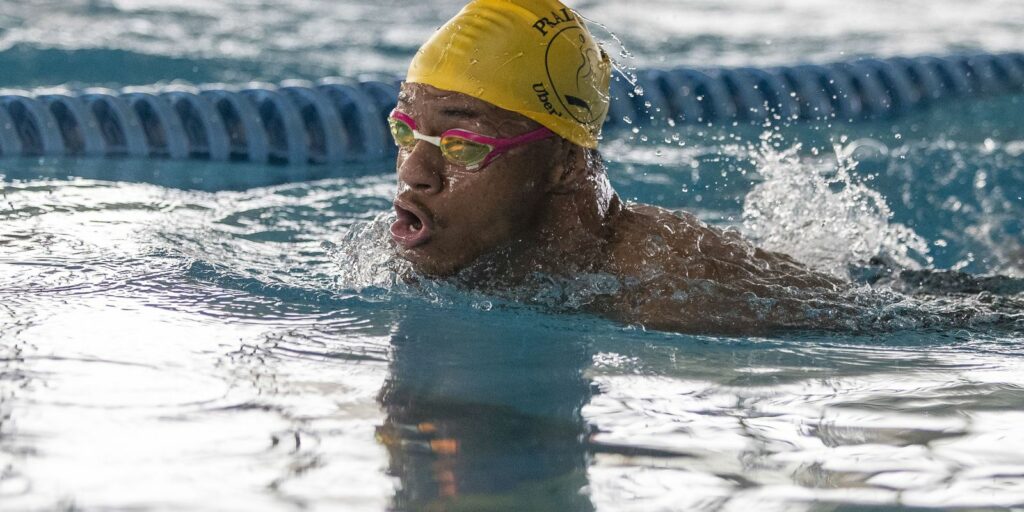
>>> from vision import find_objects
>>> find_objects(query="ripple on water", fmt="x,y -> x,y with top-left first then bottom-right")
580,331 -> 1024,510
2,99 -> 1024,510
22,356 -> 228,409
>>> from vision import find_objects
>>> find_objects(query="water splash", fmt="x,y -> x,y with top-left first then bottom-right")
321,206 -> 1022,335
326,211 -> 410,292
742,134 -> 931,277
325,212 -> 622,315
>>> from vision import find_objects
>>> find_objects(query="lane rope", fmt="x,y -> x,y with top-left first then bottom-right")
1,53 -> 1021,164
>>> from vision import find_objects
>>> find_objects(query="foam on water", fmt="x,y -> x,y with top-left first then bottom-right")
742,135 -> 932,276
327,211 -> 410,293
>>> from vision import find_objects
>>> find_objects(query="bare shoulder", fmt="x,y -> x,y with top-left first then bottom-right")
603,202 -> 838,285
604,203 -> 749,277
603,203 -> 701,256
589,202 -> 848,334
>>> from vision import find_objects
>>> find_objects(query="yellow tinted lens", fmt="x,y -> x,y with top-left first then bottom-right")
440,136 -> 492,168
388,118 -> 416,147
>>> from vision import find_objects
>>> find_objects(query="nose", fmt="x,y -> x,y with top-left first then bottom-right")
397,142 -> 443,194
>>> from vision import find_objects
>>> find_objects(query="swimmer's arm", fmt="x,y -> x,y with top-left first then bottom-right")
590,286 -> 761,336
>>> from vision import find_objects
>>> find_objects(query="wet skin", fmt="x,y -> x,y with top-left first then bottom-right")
391,83 -> 565,276
393,83 -> 847,334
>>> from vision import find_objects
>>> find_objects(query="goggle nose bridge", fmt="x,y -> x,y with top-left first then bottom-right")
410,131 -> 443,148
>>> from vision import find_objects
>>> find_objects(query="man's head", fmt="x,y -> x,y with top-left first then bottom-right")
390,0 -> 612,276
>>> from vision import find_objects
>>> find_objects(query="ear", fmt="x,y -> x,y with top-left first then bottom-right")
546,140 -> 590,194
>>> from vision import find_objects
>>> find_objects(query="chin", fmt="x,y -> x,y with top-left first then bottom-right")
399,247 -> 471,278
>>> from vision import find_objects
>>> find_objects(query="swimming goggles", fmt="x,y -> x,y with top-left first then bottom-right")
388,110 -> 555,171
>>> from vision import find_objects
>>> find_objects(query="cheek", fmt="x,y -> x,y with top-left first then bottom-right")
409,185 -> 539,276
453,174 -> 543,233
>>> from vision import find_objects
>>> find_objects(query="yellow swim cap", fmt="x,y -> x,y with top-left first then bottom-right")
406,0 -> 612,149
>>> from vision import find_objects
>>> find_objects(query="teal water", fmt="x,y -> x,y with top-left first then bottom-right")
2,1 -> 1024,511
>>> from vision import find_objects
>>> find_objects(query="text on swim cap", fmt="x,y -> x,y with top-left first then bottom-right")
532,82 -> 565,117
533,83 -> 563,117
532,8 -> 576,37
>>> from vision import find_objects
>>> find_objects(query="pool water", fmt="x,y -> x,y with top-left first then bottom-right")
2,1 -> 1024,510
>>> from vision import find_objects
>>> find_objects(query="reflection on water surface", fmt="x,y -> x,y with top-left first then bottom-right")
2,0 -> 1024,507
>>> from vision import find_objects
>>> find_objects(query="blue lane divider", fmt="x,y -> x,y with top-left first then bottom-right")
0,52 -> 1021,165
1,93 -> 66,156
199,86 -> 270,163
163,87 -> 231,161
120,91 -> 190,159
78,88 -> 150,157
36,93 -> 106,156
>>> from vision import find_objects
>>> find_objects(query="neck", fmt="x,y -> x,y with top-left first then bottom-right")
471,172 -> 621,282
533,172 -> 619,263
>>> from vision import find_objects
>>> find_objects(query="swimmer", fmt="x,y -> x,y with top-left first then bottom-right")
389,0 -> 847,334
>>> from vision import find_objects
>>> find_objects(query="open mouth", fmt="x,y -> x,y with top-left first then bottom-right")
390,201 -> 432,249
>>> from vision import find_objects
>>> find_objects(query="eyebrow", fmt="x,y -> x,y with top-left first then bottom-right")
438,107 -> 480,119
394,94 -> 480,119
